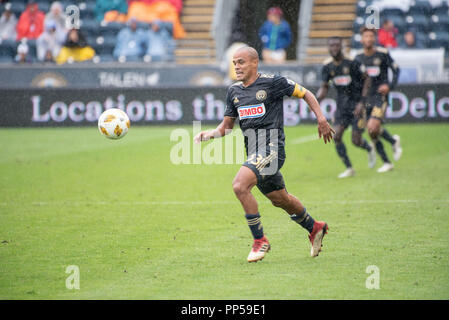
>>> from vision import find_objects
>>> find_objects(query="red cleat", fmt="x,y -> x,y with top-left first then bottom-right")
247,236 -> 271,262
308,221 -> 329,257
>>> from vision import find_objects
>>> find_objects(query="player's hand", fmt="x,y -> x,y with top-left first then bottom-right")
317,117 -> 335,144
194,130 -> 214,144
377,84 -> 390,95
354,102 -> 364,118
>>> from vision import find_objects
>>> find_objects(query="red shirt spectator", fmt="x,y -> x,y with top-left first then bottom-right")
16,1 -> 45,41
378,20 -> 398,48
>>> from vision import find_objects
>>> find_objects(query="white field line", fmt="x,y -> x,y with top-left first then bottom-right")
289,134 -> 319,145
0,199 -> 448,207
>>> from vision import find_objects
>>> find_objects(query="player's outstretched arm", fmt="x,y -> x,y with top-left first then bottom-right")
303,90 -> 335,144
316,82 -> 329,103
193,116 -> 236,144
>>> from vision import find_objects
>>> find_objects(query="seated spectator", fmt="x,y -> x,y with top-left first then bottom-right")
399,31 -> 425,49
0,3 -> 17,41
378,19 -> 398,48
95,0 -> 128,23
15,41 -> 32,63
45,1 -> 67,37
36,20 -> 65,62
128,0 -> 183,14
258,7 -> 292,64
145,20 -> 175,61
113,18 -> 147,61
127,0 -> 185,39
56,28 -> 95,64
16,0 -> 45,41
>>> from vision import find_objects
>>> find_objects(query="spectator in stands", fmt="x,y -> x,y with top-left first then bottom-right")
95,0 -> 128,23
399,31 -> 425,49
127,0 -> 185,39
258,7 -> 292,64
15,41 -> 32,63
113,18 -> 147,61
56,28 -> 95,64
36,20 -> 65,62
145,20 -> 175,62
45,2 -> 67,37
378,19 -> 398,48
16,0 -> 45,41
0,3 -> 17,41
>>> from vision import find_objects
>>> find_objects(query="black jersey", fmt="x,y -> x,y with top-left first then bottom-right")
224,73 -> 306,160
355,46 -> 400,96
321,56 -> 365,107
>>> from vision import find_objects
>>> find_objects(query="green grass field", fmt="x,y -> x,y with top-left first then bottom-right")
0,123 -> 448,299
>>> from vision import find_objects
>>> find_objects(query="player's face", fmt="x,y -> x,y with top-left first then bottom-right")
328,39 -> 342,58
361,31 -> 376,49
232,51 -> 257,82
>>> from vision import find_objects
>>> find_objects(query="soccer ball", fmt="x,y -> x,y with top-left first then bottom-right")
98,108 -> 130,139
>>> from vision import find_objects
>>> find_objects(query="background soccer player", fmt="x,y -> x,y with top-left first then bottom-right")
356,27 -> 403,173
316,36 -> 376,178
194,46 -> 334,262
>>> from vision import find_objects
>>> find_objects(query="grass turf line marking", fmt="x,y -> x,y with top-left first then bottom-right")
289,134 -> 319,145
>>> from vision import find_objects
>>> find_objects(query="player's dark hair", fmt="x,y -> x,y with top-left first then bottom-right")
360,26 -> 377,35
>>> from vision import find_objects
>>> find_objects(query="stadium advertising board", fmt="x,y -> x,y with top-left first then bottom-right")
0,85 -> 448,127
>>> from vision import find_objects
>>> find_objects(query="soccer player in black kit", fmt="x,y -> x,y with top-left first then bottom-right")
355,27 -> 403,173
194,46 -> 334,262
317,37 -> 377,178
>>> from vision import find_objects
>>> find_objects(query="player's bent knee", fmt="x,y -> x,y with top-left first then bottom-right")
232,181 -> 249,197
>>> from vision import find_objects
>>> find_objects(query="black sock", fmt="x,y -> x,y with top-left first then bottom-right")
380,128 -> 396,145
360,139 -> 372,152
245,213 -> 264,240
336,142 -> 352,168
290,207 -> 315,233
374,139 -> 390,163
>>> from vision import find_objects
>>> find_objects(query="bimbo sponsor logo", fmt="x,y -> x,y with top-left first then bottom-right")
238,103 -> 266,120
333,75 -> 352,86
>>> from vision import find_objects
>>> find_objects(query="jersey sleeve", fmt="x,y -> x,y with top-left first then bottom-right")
321,64 -> 331,84
223,88 -> 238,118
385,52 -> 400,90
272,75 -> 307,100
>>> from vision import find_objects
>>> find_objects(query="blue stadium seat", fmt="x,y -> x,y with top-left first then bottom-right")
80,19 -> 100,37
0,39 -> 17,59
429,31 -> 449,49
98,54 -> 115,63
410,30 -> 430,48
8,2 -> 26,16
405,14 -> 430,32
35,2 -> 50,13
92,42 -> 115,56
432,3 -> 449,16
382,8 -> 404,18
409,0 -> 433,16
99,22 -> 124,37
430,13 -> 449,32
350,34 -> 362,49
0,55 -> 14,63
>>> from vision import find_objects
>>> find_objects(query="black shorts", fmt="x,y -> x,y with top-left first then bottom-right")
242,151 -> 286,195
333,109 -> 366,133
366,94 -> 388,121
